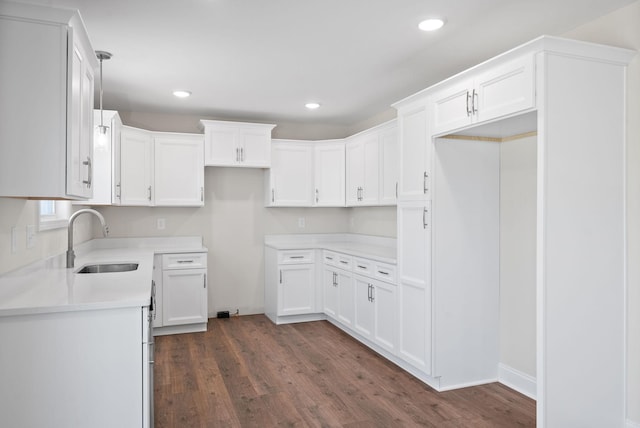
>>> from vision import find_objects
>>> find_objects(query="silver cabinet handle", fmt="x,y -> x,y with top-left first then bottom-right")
82,156 -> 92,188
423,172 -> 429,194
279,270 -> 282,284
466,90 -> 472,117
236,147 -> 239,162
315,188 -> 319,203
395,182 -> 398,199
176,260 -> 194,264
370,284 -> 375,302
423,207 -> 429,229
289,256 -> 304,259
340,260 -> 349,265
201,186 -> 204,202
472,89 -> 478,114
271,189 -> 275,203
204,273 -> 207,288
148,185 -> 152,201
325,256 -> 333,261
378,270 -> 389,276
116,182 -> 121,200
240,147 -> 244,162
357,265 -> 367,269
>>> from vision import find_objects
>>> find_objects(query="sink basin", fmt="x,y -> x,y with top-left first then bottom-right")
76,263 -> 139,274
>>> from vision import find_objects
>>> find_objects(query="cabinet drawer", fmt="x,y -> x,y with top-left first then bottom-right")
323,250 -> 338,266
373,261 -> 396,284
162,253 -> 207,270
354,257 -> 373,276
335,254 -> 353,270
278,250 -> 314,264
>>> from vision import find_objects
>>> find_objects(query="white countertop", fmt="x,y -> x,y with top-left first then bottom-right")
265,233 -> 397,264
0,236 -> 206,317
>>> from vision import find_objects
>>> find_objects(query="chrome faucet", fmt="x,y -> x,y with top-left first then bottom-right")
66,208 -> 109,268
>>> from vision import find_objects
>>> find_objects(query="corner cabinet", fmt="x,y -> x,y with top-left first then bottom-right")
265,139 -> 346,207
200,120 -> 276,167
0,2 -> 98,199
116,126 -> 204,207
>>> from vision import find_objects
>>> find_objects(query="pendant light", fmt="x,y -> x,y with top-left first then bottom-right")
95,50 -> 112,149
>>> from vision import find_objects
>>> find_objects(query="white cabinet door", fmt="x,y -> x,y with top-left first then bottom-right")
323,268 -> 339,319
162,268 -> 207,326
119,126 -> 154,206
346,134 -> 379,206
431,78 -> 474,136
397,200 -> 432,374
154,134 -> 204,207
204,123 -> 237,166
240,127 -> 272,167
397,100 -> 430,201
354,275 -> 375,340
378,123 -> 398,205
278,264 -> 315,316
314,142 -> 345,206
268,141 -> 313,206
66,37 -> 95,199
475,54 -> 535,124
337,268 -> 355,327
373,280 -> 396,354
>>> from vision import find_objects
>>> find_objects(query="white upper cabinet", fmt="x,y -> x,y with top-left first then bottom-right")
266,140 -> 314,206
396,100 -> 430,201
73,110 -> 122,206
431,54 -> 535,136
154,133 -> 204,206
346,132 -> 379,206
265,139 -> 345,207
0,2 -> 98,199
377,122 -> 399,205
200,120 -> 276,167
117,126 -> 204,207
346,120 -> 398,206
119,127 -> 154,206
313,141 -> 345,207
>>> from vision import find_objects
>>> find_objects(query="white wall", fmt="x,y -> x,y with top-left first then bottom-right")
0,198 -> 94,275
563,2 -> 640,423
500,136 -> 537,378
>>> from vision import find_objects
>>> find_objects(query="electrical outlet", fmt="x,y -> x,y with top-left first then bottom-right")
298,217 -> 305,228
26,225 -> 36,249
157,218 -> 166,230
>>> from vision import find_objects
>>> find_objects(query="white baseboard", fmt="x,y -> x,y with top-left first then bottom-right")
627,418 -> 640,428
498,363 -> 536,400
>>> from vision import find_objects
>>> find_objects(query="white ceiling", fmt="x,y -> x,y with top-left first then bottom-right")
16,0 -> 635,126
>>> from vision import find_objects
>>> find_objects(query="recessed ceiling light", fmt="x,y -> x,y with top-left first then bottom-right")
418,18 -> 445,32
173,90 -> 191,98
305,102 -> 320,110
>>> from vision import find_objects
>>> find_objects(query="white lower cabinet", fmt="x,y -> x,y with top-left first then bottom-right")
279,264 -> 315,316
153,252 -> 208,335
323,267 -> 339,319
336,268 -> 355,327
354,275 -> 397,354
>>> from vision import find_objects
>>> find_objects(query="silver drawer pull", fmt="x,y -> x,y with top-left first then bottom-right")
289,256 -> 305,259
378,270 -> 390,275
340,260 -> 349,264
325,256 -> 333,260
176,260 -> 194,264
357,265 -> 367,269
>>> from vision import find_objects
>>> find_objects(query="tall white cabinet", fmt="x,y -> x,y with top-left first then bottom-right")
394,36 -> 634,427
0,2 -> 98,199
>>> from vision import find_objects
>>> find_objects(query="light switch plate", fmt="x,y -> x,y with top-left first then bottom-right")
26,225 -> 36,249
157,218 -> 166,230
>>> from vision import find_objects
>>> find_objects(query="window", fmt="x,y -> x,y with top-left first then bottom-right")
38,200 -> 71,231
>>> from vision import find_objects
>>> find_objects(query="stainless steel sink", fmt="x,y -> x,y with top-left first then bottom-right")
76,263 -> 139,274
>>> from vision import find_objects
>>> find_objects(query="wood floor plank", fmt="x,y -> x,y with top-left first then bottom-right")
154,315 -> 535,427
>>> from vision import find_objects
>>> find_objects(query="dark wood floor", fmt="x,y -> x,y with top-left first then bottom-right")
154,315 -> 535,427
